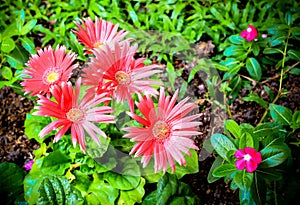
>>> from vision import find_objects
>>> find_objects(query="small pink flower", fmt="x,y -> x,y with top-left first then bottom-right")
240,25 -> 258,42
21,45 -> 77,96
82,41 -> 161,112
234,147 -> 262,172
34,78 -> 115,153
73,17 -> 129,53
24,160 -> 34,171
123,87 -> 201,173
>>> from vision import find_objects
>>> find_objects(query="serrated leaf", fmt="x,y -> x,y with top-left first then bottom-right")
118,177 -> 146,205
246,58 -> 262,81
103,156 -> 140,190
259,145 -> 290,168
211,133 -> 237,161
269,104 -> 292,125
41,150 -> 71,175
225,120 -> 241,138
1,38 -> 15,53
212,163 -> 237,177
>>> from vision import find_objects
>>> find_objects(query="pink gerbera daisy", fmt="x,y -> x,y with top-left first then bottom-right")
73,16 -> 129,53
234,147 -> 262,172
21,45 -> 77,96
123,87 -> 201,173
34,78 -> 115,153
82,41 -> 161,112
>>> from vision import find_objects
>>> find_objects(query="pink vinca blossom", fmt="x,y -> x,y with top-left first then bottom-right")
82,41 -> 161,112
123,87 -> 201,173
21,45 -> 77,96
24,160 -> 34,171
34,78 -> 114,153
234,147 -> 262,172
73,16 -> 129,53
241,25 -> 258,42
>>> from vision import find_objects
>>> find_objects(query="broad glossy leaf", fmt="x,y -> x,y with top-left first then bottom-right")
225,120 -> 241,138
251,172 -> 266,205
229,35 -> 244,45
1,37 -> 15,53
233,170 -> 253,190
212,164 -> 237,177
0,162 -> 25,195
260,145 -> 290,168
6,45 -> 29,69
289,68 -> 300,75
173,149 -> 199,179
253,122 -> 282,138
207,156 -> 224,183
269,104 -> 292,125
224,45 -> 245,57
263,47 -> 283,54
239,132 -> 254,149
246,58 -> 262,81
291,110 -> 300,129
211,133 -> 237,161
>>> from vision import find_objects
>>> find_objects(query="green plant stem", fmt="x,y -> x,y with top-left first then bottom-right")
258,28 -> 291,124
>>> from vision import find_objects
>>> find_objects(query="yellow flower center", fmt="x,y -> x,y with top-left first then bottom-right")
244,154 -> 252,161
43,70 -> 59,84
94,42 -> 104,48
66,108 -> 84,122
115,71 -> 131,85
152,121 -> 170,140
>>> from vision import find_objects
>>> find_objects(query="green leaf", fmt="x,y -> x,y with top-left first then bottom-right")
229,35 -> 244,45
291,110 -> 300,129
251,172 -> 266,205
6,45 -> 29,69
118,177 -> 146,205
1,38 -> 15,53
289,68 -> 300,75
166,61 -> 176,90
86,173 -> 119,205
233,170 -> 253,189
263,47 -> 283,54
256,168 -> 282,181
20,37 -> 36,54
246,58 -> 262,81
41,150 -> 71,175
20,19 -> 37,35
1,66 -> 13,80
269,104 -> 292,125
225,120 -> 241,138
38,175 -> 83,205
173,149 -> 198,179
24,171 -> 45,204
0,162 -> 26,203
253,122 -> 282,138
259,145 -> 290,168
24,113 -> 52,143
212,164 -> 237,177
211,133 -> 237,161
242,93 -> 268,108
103,156 -> 140,190
252,43 -> 260,56
224,45 -> 245,57
207,156 -> 224,183
288,49 -> 300,61
239,132 -> 254,149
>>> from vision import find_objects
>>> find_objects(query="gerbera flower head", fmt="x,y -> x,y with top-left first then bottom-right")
21,45 -> 77,96
82,41 -> 162,112
240,24 -> 258,42
73,16 -> 129,53
33,78 -> 115,153
123,87 -> 201,173
234,147 -> 262,172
